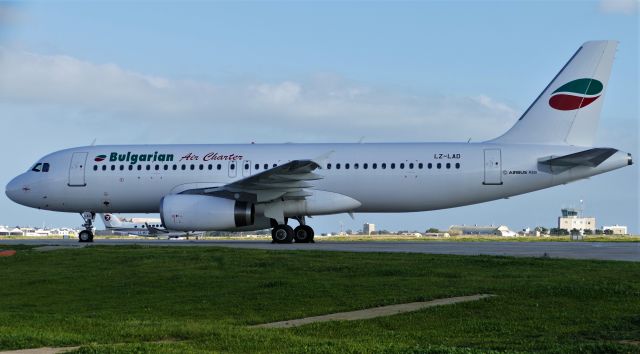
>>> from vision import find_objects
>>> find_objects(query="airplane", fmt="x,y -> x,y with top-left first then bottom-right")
99,213 -> 202,238
5,41 -> 632,244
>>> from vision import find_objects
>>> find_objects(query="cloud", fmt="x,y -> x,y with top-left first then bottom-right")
599,0 -> 638,15
0,48 -> 520,142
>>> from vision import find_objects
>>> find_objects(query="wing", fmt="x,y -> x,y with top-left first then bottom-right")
181,159 -> 323,203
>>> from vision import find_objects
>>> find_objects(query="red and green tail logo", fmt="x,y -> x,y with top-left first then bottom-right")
94,154 -> 107,162
549,78 -> 603,111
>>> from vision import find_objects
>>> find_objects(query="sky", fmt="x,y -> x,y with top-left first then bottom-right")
0,0 -> 637,234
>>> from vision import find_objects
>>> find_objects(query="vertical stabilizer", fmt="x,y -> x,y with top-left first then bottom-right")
491,41 -> 617,146
101,213 -> 123,228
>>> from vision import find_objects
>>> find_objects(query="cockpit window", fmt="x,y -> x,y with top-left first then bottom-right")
31,162 -> 51,172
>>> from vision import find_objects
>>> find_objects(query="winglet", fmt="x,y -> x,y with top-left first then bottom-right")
312,150 -> 334,168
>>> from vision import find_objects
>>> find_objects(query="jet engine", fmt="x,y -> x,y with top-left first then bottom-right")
160,195 -> 254,231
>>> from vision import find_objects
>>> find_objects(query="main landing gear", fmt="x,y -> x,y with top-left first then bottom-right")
271,217 -> 315,244
78,212 -> 95,243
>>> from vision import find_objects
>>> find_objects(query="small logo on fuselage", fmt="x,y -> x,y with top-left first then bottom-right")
549,78 -> 603,111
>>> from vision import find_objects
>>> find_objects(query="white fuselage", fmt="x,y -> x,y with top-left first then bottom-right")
5,142 -> 631,218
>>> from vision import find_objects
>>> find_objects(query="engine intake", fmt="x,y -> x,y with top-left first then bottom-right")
160,195 -> 254,231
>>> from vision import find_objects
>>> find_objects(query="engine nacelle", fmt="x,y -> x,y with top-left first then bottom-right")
160,195 -> 254,231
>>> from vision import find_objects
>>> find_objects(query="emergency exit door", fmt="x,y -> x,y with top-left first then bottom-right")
228,161 -> 237,178
68,152 -> 88,187
483,149 -> 503,185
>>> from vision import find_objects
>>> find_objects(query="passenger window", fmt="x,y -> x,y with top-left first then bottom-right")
129,165 -> 133,171
217,164 -> 222,170
42,163 -> 50,172
172,165 -> 177,170
255,163 -> 259,170
354,163 -> 359,169
110,165 -> 114,171
208,164 -> 213,170
327,163 -> 332,169
244,163 -> 249,170
199,164 -> 204,170
455,163 -> 460,169
273,164 -> 277,168
446,163 -> 451,169
164,165 -> 169,171
372,163 -> 377,169
428,163 -> 433,169
381,163 -> 386,169
336,163 -> 341,169
102,165 -> 107,171
190,164 -> 195,170
181,165 -> 186,170
137,165 -> 142,171
409,163 -> 414,169
391,163 -> 396,169
155,165 -> 160,171
437,163 -> 442,169
400,163 -> 405,169
418,163 -> 423,169
263,164 -> 268,169
120,165 -> 125,171
146,165 -> 151,171
345,163 -> 350,169
93,165 -> 98,171
230,164 -> 235,170
363,163 -> 368,169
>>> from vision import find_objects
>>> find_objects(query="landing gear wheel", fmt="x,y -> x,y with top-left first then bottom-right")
271,225 -> 294,244
78,230 -> 94,243
293,225 -> 315,243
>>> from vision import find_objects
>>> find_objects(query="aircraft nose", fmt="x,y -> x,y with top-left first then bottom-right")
6,175 -> 26,205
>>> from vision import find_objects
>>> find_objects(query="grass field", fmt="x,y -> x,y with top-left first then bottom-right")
0,244 -> 638,353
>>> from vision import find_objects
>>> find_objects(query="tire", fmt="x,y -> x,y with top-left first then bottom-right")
272,225 -> 294,244
294,225 -> 315,243
78,230 -> 94,243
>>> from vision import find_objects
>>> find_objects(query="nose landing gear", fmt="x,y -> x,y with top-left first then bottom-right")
78,212 -> 95,243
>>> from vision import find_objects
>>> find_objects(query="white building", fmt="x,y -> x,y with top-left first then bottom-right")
363,223 -> 376,235
449,225 -> 517,237
558,208 -> 596,233
603,225 -> 628,235
9,228 -> 24,236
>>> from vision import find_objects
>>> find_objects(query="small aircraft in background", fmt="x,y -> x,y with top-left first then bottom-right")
100,213 -> 203,239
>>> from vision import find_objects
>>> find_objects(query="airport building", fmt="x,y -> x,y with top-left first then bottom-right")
449,225 -> 516,237
603,225 -> 628,235
558,208 -> 596,233
363,223 -> 376,235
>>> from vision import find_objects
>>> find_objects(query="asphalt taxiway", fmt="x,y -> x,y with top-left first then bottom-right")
1,238 -> 638,261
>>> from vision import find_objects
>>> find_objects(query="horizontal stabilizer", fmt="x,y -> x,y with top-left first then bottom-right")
538,148 -> 617,172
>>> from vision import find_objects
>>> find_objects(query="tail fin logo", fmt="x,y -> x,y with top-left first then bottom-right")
549,78 -> 603,111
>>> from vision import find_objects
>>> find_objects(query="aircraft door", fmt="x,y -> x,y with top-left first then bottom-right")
242,160 -> 252,177
228,161 -> 237,178
68,152 -> 88,187
483,149 -> 503,185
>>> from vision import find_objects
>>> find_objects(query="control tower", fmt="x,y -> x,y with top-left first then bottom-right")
558,208 -> 596,233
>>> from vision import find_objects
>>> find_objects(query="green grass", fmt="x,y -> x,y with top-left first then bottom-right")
0,245 -> 638,353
